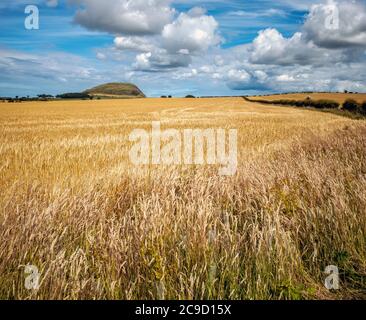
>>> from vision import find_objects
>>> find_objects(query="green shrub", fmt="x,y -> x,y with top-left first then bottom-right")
56,92 -> 91,99
312,100 -> 340,109
360,102 -> 366,115
248,97 -> 339,110
343,99 -> 359,112
295,100 -> 305,107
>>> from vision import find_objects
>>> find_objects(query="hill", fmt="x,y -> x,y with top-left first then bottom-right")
84,83 -> 145,99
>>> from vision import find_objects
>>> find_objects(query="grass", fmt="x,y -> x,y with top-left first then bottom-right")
0,97 -> 365,299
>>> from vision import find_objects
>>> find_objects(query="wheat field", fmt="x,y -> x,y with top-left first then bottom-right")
250,93 -> 366,104
0,97 -> 365,299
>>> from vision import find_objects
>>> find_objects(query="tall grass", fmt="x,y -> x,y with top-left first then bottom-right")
0,98 -> 365,299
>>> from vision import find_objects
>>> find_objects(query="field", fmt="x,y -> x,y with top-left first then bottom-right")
0,97 -> 365,299
249,93 -> 366,104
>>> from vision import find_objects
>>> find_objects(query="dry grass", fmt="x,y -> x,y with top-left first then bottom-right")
0,97 -> 365,299
250,93 -> 366,104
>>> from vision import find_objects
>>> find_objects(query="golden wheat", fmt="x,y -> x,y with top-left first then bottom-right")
250,93 -> 366,104
0,97 -> 365,299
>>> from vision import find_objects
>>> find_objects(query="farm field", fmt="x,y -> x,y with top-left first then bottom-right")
0,97 -> 365,299
249,93 -> 366,104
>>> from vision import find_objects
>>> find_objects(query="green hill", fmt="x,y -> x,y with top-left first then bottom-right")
84,83 -> 146,98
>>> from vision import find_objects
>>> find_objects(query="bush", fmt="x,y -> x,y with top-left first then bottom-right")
56,93 -> 91,99
247,97 -> 339,110
312,100 -> 340,109
361,101 -> 366,115
343,99 -> 359,112
295,100 -> 305,107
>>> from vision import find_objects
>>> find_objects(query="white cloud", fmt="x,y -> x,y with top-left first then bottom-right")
248,1 -> 366,67
72,0 -> 175,35
46,0 -> 58,7
276,74 -> 295,82
249,28 -> 331,66
96,52 -> 106,60
227,69 -> 251,82
110,7 -> 220,72
253,70 -> 268,82
133,50 -> 192,71
114,36 -> 156,52
303,0 -> 366,49
162,10 -> 220,54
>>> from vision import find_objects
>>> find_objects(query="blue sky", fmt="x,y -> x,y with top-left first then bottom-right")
0,0 -> 365,97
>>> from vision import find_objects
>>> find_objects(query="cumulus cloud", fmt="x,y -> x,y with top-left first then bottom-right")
67,0 -> 366,93
134,50 -> 191,71
162,9 -> 220,54
114,36 -> 156,52
303,0 -> 366,49
249,28 -> 348,66
249,1 -> 366,67
111,7 -> 220,72
72,0 -> 175,35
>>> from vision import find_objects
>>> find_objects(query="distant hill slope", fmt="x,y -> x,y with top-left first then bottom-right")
84,83 -> 146,98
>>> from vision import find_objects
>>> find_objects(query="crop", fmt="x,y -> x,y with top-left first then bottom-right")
0,98 -> 365,299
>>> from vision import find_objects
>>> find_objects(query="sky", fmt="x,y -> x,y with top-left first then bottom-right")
0,0 -> 365,97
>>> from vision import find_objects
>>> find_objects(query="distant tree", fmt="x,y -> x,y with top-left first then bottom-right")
161,95 -> 167,98
38,94 -> 54,99
56,93 -> 91,99
344,90 -> 348,94
185,95 -> 195,98
168,95 -> 172,98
